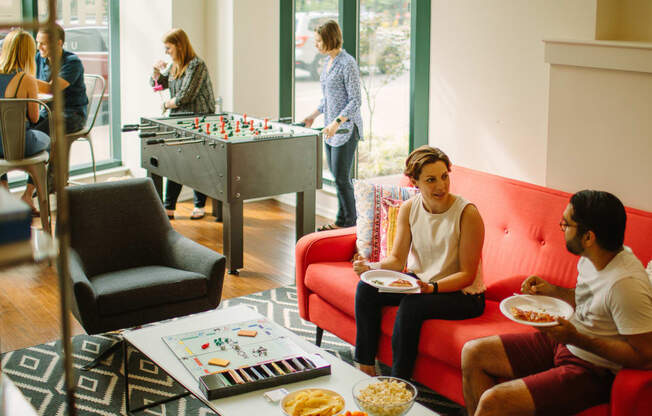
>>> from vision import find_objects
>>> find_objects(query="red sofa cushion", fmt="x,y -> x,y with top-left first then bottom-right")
380,300 -> 536,368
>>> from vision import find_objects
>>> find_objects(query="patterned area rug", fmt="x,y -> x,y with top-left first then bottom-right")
1,285 -> 464,415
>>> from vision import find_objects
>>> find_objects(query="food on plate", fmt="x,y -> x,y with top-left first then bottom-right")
510,306 -> 558,323
336,411 -> 367,416
388,278 -> 413,288
355,379 -> 413,416
283,388 -> 344,416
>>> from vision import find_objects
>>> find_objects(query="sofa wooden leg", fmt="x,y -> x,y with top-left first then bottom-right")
315,326 -> 324,346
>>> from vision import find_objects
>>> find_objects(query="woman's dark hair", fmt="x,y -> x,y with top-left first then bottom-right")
570,190 -> 626,252
315,20 -> 342,51
404,145 -> 451,180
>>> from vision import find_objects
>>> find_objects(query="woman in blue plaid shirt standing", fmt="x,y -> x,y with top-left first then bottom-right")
302,20 -> 363,231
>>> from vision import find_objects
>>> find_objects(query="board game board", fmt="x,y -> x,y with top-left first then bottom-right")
163,318 -> 308,380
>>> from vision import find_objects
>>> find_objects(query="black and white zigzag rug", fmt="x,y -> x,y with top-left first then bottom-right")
1,285 -> 463,415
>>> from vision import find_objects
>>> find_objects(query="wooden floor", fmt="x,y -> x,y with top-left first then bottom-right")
0,199 -> 329,353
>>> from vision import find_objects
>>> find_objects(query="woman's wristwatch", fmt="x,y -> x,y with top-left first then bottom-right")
430,282 -> 439,294
335,116 -> 343,125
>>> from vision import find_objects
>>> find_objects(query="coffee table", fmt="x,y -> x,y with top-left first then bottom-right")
123,304 -> 437,415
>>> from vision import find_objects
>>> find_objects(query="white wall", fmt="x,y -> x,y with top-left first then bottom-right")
546,42 -> 652,211
428,0 -> 596,185
232,0 -> 279,118
119,0 -> 173,177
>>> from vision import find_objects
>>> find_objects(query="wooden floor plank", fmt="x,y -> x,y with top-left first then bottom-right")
0,199 -> 329,353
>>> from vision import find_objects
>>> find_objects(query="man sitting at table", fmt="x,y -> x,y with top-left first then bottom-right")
461,190 -> 652,416
33,23 -> 87,134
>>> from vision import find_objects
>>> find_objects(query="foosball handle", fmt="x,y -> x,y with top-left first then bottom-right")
139,132 -> 157,138
146,138 -> 164,145
122,124 -> 140,132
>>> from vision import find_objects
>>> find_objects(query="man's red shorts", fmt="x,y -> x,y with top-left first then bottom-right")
501,332 -> 615,416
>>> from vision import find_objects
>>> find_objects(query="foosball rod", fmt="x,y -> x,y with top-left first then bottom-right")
121,123 -> 154,132
145,136 -> 194,145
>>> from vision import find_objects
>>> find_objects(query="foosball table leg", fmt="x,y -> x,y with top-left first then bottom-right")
224,200 -> 243,274
212,198 -> 223,222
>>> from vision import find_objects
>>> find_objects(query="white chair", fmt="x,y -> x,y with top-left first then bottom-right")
65,74 -> 106,185
0,98 -> 53,234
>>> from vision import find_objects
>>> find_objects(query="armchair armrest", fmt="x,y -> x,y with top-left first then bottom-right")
163,230 -> 226,306
68,249 -> 100,333
295,227 -> 357,319
610,368 -> 652,415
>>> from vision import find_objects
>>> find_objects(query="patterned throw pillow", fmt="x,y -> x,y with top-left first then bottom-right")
353,179 -> 418,261
380,197 -> 405,260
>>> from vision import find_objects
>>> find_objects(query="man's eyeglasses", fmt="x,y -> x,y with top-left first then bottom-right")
559,220 -> 577,232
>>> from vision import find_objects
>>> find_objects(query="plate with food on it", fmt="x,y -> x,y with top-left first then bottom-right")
360,270 -> 419,292
499,294 -> 574,327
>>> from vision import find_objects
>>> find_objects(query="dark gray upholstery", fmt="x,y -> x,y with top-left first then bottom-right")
66,178 -> 226,335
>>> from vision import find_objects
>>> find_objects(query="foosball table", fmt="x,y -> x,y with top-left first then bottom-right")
126,112 -> 322,274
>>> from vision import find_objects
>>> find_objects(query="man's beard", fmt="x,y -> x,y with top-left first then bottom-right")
566,234 -> 584,255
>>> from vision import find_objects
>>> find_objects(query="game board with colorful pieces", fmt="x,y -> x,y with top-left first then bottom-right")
162,318 -> 332,400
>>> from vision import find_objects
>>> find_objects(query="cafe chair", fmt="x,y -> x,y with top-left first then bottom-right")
65,74 -> 105,185
0,98 -> 53,234
65,178 -> 226,369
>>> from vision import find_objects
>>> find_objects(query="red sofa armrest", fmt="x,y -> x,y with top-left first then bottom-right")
610,368 -> 652,416
610,368 -> 652,415
295,227 -> 357,320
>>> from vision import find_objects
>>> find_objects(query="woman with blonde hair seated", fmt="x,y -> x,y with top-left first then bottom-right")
0,29 -> 50,214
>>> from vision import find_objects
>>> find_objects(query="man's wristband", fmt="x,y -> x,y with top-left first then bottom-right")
430,282 -> 439,294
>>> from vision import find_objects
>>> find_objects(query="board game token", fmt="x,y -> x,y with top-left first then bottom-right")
208,358 -> 230,367
201,343 -> 209,349
237,329 -> 258,337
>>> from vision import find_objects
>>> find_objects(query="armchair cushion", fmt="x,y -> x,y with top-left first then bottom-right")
93,266 -> 208,316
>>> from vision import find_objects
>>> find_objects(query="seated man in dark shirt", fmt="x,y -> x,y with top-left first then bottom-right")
33,23 -> 88,134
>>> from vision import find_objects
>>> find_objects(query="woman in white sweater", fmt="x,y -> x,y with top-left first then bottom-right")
353,146 -> 486,378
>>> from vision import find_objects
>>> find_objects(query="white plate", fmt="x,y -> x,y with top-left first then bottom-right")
360,270 -> 419,292
500,295 -> 574,327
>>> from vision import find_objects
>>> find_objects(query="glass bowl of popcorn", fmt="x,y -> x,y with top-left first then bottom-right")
352,376 -> 417,416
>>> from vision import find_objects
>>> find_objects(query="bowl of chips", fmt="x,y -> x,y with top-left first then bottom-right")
280,388 -> 345,416
352,376 -> 417,416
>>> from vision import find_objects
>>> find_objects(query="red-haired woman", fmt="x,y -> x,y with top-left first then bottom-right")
151,28 -> 215,220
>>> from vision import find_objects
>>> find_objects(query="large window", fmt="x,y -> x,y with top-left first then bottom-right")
358,0 -> 410,178
290,0 -> 415,182
294,0 -> 339,181
38,0 -> 112,175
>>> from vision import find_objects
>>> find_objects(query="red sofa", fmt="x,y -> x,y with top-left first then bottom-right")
296,166 -> 652,415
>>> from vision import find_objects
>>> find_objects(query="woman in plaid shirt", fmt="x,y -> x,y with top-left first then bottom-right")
151,28 -> 215,220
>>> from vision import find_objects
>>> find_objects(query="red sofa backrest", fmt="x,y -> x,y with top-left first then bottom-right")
449,165 -> 652,301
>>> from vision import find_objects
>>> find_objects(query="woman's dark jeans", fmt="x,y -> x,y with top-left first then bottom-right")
164,179 -> 207,210
354,280 -> 485,379
325,127 -> 358,227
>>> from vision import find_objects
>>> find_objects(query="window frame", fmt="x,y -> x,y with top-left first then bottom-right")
9,0 -> 121,188
279,0 -> 430,176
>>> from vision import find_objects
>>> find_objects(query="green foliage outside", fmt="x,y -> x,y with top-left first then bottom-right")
357,133 -> 407,179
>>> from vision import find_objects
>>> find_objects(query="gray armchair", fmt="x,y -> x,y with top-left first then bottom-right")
66,178 -> 226,368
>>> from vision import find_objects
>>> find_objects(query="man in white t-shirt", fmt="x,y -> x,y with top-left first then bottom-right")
461,190 -> 652,416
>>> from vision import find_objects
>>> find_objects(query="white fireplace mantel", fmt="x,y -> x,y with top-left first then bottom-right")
544,38 -> 652,74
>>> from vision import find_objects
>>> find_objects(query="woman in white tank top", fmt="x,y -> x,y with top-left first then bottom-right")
352,146 -> 486,379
